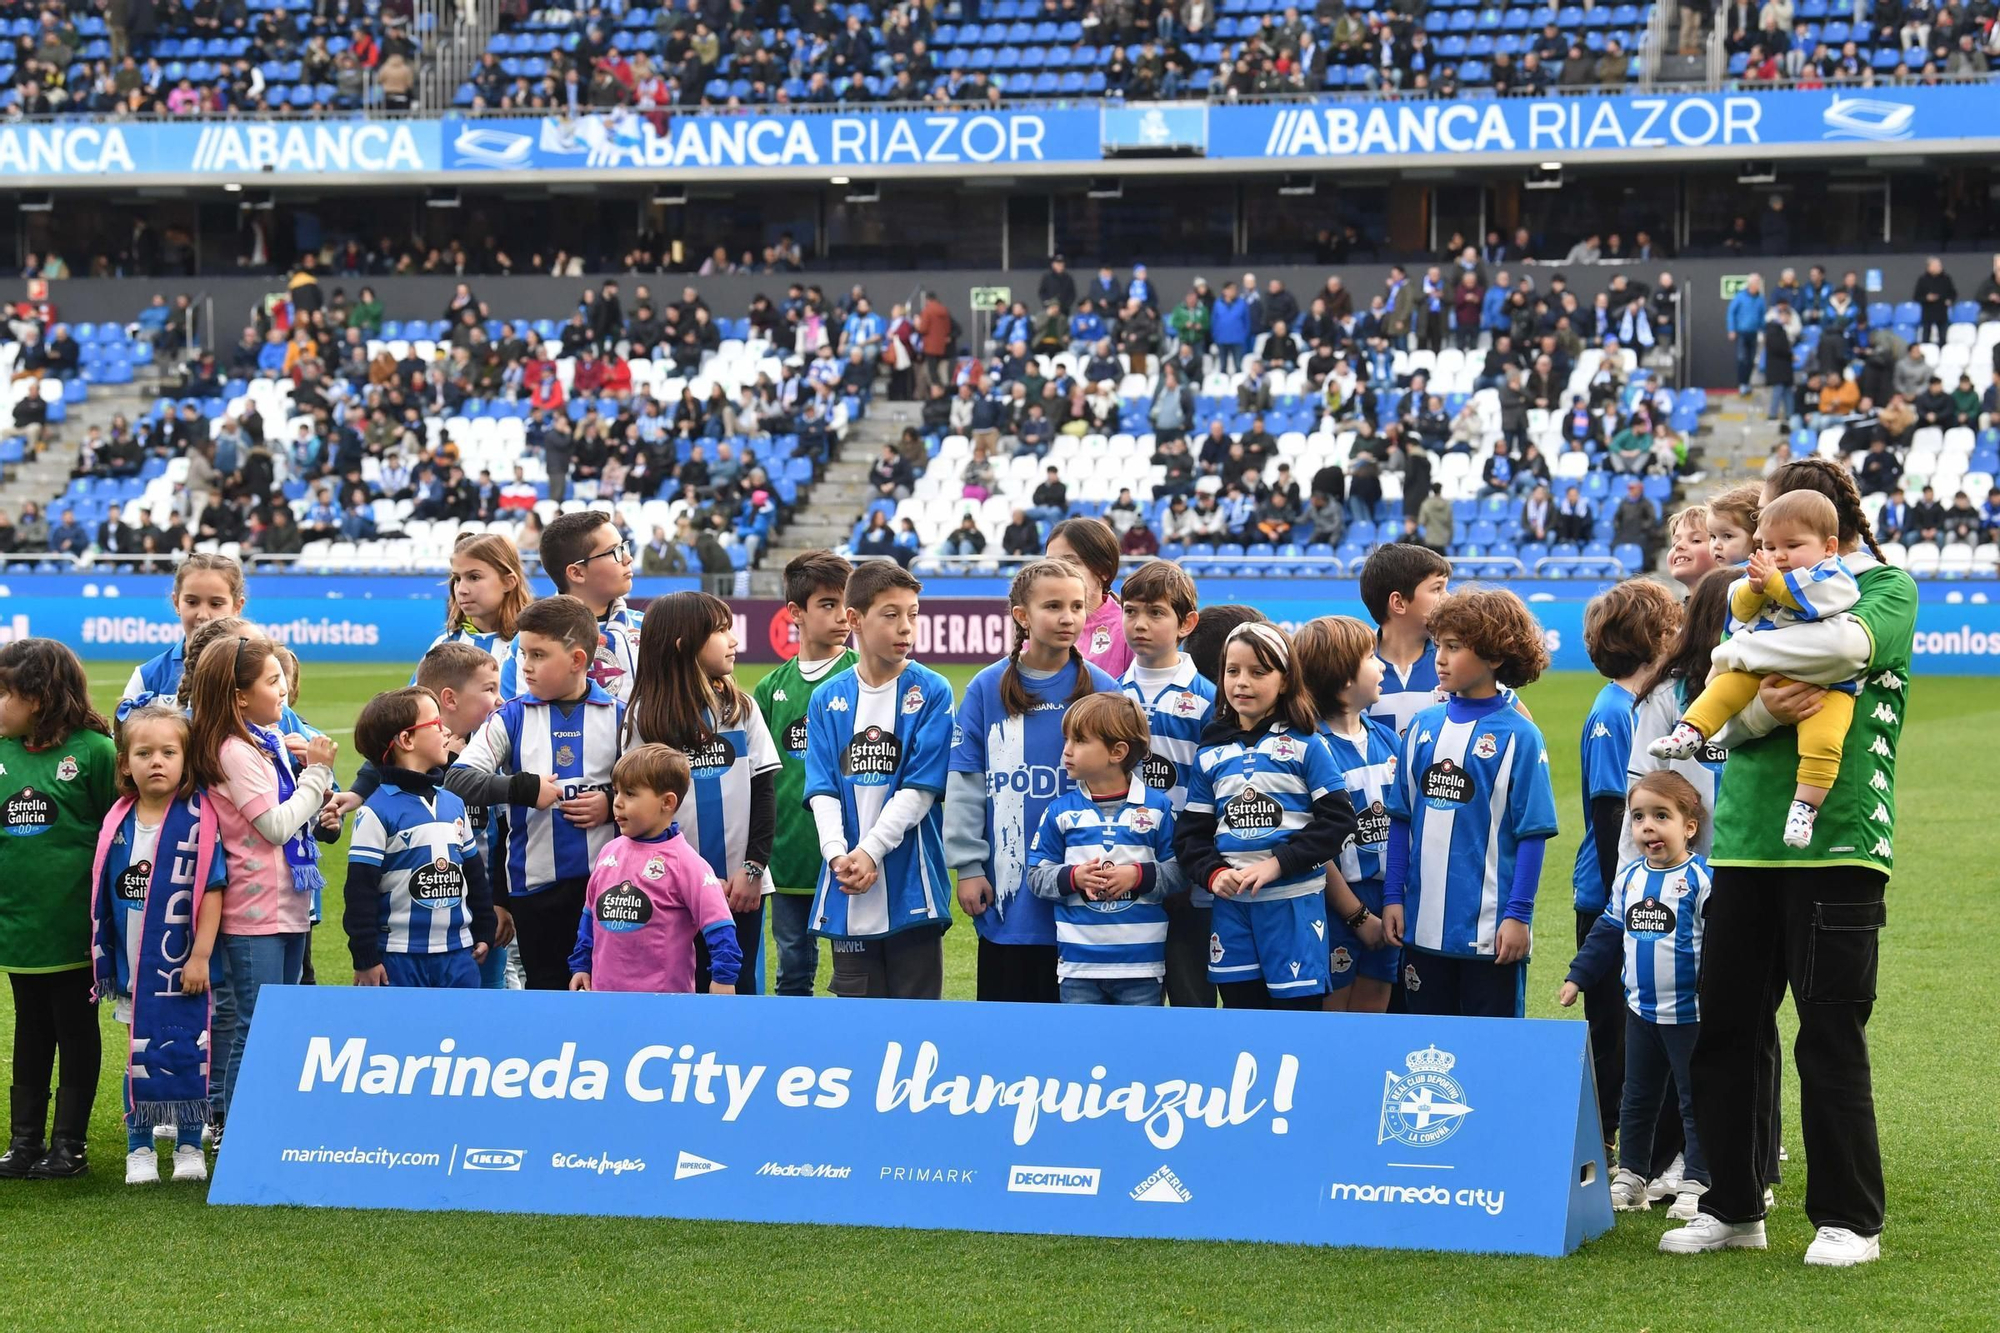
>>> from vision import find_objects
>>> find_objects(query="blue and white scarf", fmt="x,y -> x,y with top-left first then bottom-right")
251,724 -> 325,895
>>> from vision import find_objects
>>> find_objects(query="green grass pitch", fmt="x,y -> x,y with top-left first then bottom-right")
0,662 -> 1994,1330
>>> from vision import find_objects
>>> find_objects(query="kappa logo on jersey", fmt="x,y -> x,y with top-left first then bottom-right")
1589,721 -> 1611,740
1223,788 -> 1283,833
3,786 -> 56,837
684,735 -> 738,776
642,855 -> 667,881
597,881 -> 653,933
1472,733 -> 1499,761
771,688 -> 788,702
1421,759 -> 1472,807
597,849 -> 620,869
1331,945 -> 1353,973
829,695 -> 850,712
55,755 -> 78,782
1416,728 -> 1434,747
1090,626 -> 1113,656
410,858 -> 465,903
842,726 -> 902,785
1139,755 -> 1177,791
1209,932 -> 1224,965
1625,897 -> 1675,938
116,859 -> 150,902
1128,807 -> 1160,834
783,717 -> 810,755
674,1150 -> 725,1180
1170,691 -> 1203,717
1378,1045 -> 1473,1148
1869,736 -> 1892,757
901,684 -> 924,715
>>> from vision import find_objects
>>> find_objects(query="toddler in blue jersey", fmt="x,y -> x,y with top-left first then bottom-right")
1294,615 -> 1400,1013
1117,559 -> 1216,1009
1561,772 -> 1714,1219
346,687 -> 497,989
947,559 -> 1118,1004
1028,694 -> 1180,1006
1174,622 -> 1358,1011
1383,587 -> 1558,1019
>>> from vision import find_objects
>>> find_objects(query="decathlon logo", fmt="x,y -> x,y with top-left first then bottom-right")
1822,95 -> 1915,142
1008,1165 -> 1101,1196
462,1147 -> 523,1172
674,1150 -> 726,1180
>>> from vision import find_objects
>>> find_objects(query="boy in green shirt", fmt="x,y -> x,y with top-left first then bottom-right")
752,551 -> 857,996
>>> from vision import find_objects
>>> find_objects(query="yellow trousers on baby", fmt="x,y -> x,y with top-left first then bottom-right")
1683,672 -> 1856,791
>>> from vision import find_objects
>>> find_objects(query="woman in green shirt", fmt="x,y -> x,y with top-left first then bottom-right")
1664,458 -> 1913,1268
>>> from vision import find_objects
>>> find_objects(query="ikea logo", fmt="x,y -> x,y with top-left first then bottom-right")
463,1147 -> 524,1172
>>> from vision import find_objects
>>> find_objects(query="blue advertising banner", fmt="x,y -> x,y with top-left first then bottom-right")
0,118 -> 441,178
211,988 -> 1612,1255
1100,102 -> 1209,153
442,108 -> 1102,172
1207,86 -> 2000,162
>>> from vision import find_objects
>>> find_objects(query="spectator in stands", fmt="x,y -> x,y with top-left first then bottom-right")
1953,373 -> 1981,427
1518,484 -> 1554,545
1555,485 -> 1593,544
917,291 -> 954,392
940,513 -> 986,560
1210,281 -> 1251,373
1914,375 -> 1956,431
1416,484 -> 1452,553
1726,273 -> 1766,396
1039,255 -> 1077,314
1892,343 -> 1931,403
1614,479 -> 1661,566
1481,439 -> 1517,496
1980,488 -> 2000,542
870,444 -> 912,501
1945,491 -> 1983,545
1906,485 -> 1946,544
13,502 -> 47,555
1003,510 -> 1041,559
1764,302 -> 1797,424
961,442 -> 997,501
1856,438 -> 1903,496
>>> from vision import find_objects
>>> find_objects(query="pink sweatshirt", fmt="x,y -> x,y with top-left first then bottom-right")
575,828 -> 734,993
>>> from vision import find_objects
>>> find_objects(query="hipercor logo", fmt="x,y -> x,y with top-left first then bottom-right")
675,1150 -> 726,1180
1008,1165 -> 1102,1196
463,1148 -> 524,1172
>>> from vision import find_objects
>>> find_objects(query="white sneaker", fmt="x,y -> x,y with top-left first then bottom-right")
1649,722 -> 1705,761
125,1146 -> 160,1185
1805,1226 -> 1880,1267
1766,1186 -> 1776,1208
1660,1214 -> 1767,1253
1668,1181 -> 1708,1220
1783,800 -> 1819,849
1610,1167 -> 1652,1211
171,1144 -> 208,1182
1779,1144 -> 1790,1163
1647,1152 -> 1687,1202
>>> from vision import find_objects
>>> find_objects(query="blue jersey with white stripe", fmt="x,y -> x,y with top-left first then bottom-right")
1602,854 -> 1712,1024
1029,784 -> 1175,979
1118,655 -> 1214,902
1384,700 -> 1559,958
125,640 -> 187,701
349,784 -> 483,955
453,684 -> 625,896
804,662 -> 955,940
949,656 -> 1120,945
412,625 -> 519,700
1572,681 -> 1636,913
1185,721 -> 1344,903
633,698 -> 780,882
1369,637 -> 1444,737
1319,714 -> 1401,887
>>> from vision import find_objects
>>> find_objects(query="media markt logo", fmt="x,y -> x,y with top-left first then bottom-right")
674,1150 -> 726,1181
1130,1165 -> 1191,1204
463,1147 -> 524,1172
1378,1045 -> 1474,1148
1009,1165 -> 1102,1196
757,1162 -> 853,1179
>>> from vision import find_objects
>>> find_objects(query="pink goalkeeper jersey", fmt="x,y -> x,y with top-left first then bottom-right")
1080,597 -> 1132,676
581,829 -> 732,994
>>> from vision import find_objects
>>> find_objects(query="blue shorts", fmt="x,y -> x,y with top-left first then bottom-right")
383,947 -> 481,989
1208,894 -> 1330,997
1327,878 -> 1399,990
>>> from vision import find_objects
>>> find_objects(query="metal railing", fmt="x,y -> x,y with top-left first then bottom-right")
1640,0 -> 1673,87
879,550 -> 1633,579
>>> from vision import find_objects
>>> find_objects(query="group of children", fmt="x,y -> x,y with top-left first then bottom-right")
0,476 -> 1880,1217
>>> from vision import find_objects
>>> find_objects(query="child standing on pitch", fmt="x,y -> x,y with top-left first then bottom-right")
754,551 -> 857,997
949,558 -> 1119,1003
345,687 -> 497,990
91,700 -> 226,1185
123,553 -> 246,701
1357,543 -> 1454,735
537,511 -> 641,700
448,596 -> 622,991
1561,772 -> 1714,1219
1382,587 -> 1558,1018
569,744 -> 739,995
1117,560 -> 1215,1008
415,532 -> 532,699
1293,615 -> 1400,1014
1175,622 -> 1358,1010
626,591 -> 780,995
0,641 -> 119,1179
805,561 -> 955,999
1046,517 -> 1133,676
1574,580 -> 1685,1154
1028,693 -> 1179,1005
185,634 -> 337,1123
1651,491 -> 1866,848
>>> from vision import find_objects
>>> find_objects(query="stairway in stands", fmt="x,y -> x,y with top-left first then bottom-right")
753,399 -> 921,595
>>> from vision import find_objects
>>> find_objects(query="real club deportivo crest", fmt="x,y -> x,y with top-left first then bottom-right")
1378,1045 -> 1473,1148
555,744 -> 577,769
1472,732 -> 1499,760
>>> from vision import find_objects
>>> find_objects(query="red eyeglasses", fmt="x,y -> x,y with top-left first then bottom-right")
383,716 -> 447,763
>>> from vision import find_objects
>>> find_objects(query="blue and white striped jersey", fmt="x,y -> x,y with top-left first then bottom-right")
631,698 -> 781,883
1369,637 -> 1444,737
588,618 -> 640,703
1118,655 -> 1216,812
1028,783 -> 1177,979
349,784 -> 483,954
1731,555 -> 1860,634
1319,714 -> 1400,886
1184,721 -> 1344,903
1583,854 -> 1713,1024
453,684 -> 625,896
412,625 -> 519,700
1623,681 -> 1724,864
1384,700 -> 1559,958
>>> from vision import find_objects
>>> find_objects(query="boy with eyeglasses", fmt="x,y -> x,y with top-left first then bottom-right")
538,511 -> 640,701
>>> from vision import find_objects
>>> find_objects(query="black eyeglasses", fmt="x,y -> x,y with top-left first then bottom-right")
575,541 -> 633,569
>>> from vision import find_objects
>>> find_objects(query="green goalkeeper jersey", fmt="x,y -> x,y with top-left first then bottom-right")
753,649 -> 859,894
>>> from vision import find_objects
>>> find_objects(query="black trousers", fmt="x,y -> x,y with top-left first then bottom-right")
1163,895 -> 1216,1009
7,969 -> 100,1102
976,938 -> 1058,1004
1402,951 -> 1524,1018
1576,909 -> 1626,1150
1218,981 -> 1320,1011
1693,865 -> 1886,1234
830,924 -> 946,999
510,879 -> 586,992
